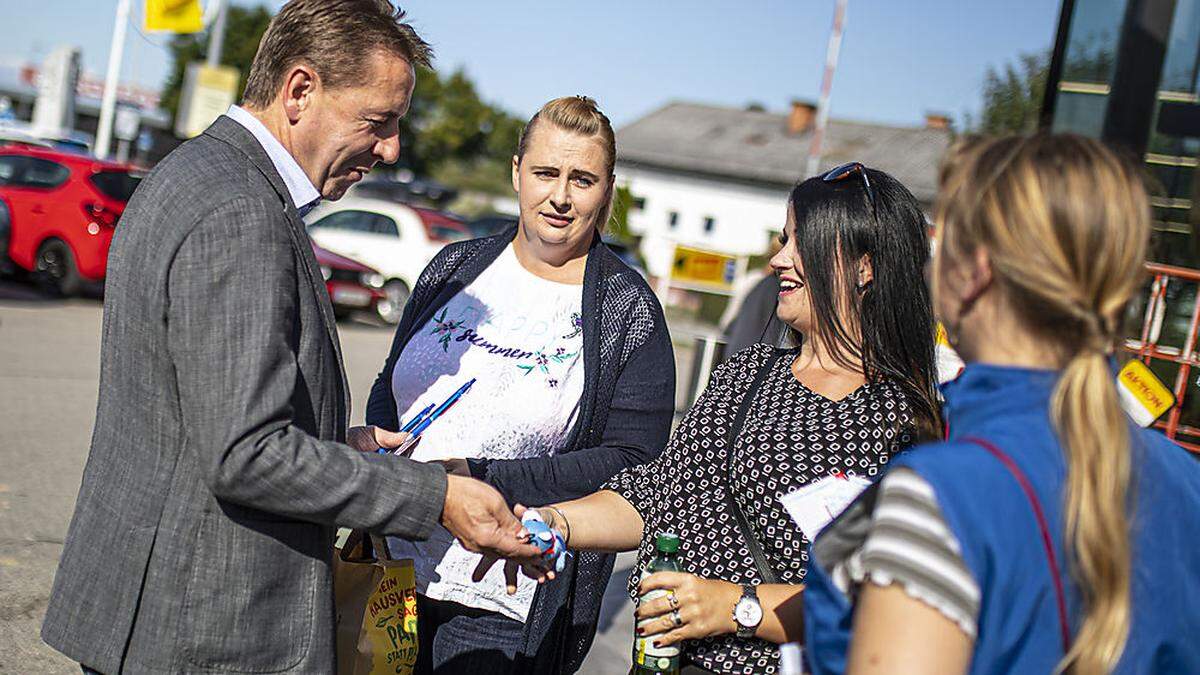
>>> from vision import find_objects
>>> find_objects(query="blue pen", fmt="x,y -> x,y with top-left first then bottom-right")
376,403 -> 436,453
401,404 -> 435,433
409,378 -> 476,439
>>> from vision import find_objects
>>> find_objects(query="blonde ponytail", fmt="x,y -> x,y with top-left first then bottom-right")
1053,350 -> 1132,674
936,133 -> 1150,674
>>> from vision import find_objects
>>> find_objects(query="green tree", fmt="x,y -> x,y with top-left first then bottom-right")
976,50 -> 1049,135
160,5 -> 273,120
607,185 -> 636,244
161,6 -> 522,194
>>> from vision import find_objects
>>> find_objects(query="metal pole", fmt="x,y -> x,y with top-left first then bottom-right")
206,0 -> 228,67
806,0 -> 848,178
95,0 -> 132,159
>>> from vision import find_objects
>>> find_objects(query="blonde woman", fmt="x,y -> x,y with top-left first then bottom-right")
803,133 -> 1200,674
365,96 -> 674,674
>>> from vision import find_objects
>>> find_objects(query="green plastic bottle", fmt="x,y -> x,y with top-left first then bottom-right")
633,532 -> 682,674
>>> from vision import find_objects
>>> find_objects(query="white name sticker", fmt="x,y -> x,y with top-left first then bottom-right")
780,472 -> 871,542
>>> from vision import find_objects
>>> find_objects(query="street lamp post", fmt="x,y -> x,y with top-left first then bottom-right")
94,0 -> 132,159
805,0 -> 848,179
206,0 -> 228,67
94,0 -> 228,160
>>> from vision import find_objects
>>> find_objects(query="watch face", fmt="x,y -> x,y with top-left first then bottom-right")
735,597 -> 763,627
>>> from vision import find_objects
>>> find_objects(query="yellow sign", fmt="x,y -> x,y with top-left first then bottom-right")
1117,359 -> 1174,427
174,63 -> 240,138
145,0 -> 204,33
362,561 -> 418,674
671,245 -> 737,291
936,323 -> 951,347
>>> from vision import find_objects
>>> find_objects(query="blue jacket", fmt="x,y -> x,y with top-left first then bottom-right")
804,364 -> 1200,674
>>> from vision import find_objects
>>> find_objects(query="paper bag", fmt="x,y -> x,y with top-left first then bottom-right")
334,532 -> 419,675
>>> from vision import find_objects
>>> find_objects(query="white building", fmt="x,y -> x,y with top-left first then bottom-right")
616,101 -> 953,280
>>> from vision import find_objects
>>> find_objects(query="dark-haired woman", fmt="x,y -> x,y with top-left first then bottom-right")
527,164 -> 941,673
804,136 -> 1200,674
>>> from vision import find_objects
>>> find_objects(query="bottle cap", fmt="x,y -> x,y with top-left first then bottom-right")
655,532 -> 680,553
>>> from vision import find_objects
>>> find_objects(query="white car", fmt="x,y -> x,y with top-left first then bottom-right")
305,197 -> 471,323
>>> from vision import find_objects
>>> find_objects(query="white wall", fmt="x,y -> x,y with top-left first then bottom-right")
617,163 -> 788,278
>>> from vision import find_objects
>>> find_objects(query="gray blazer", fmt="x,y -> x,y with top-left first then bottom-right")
41,116 -> 449,674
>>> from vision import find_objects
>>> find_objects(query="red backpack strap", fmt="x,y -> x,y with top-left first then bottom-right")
963,436 -> 1072,654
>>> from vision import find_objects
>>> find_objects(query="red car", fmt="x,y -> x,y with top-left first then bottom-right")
411,206 -> 472,243
313,243 -> 387,320
0,144 -> 142,295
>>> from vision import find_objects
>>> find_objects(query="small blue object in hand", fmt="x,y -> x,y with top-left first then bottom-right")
522,511 -> 568,573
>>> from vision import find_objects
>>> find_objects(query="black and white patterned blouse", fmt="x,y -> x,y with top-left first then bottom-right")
605,344 -> 916,673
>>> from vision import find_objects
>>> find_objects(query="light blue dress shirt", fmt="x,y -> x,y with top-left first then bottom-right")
224,105 -> 321,216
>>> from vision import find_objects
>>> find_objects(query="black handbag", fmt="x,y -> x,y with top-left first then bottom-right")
723,350 -> 787,584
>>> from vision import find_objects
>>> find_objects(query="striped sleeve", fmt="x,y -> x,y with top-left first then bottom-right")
854,467 -> 981,638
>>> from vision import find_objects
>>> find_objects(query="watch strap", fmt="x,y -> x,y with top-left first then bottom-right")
734,583 -> 762,639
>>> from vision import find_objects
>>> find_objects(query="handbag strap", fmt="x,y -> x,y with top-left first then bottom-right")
963,436 -> 1072,654
724,350 -> 787,585
339,530 -> 395,563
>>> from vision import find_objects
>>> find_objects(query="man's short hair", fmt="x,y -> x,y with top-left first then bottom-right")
242,0 -> 433,109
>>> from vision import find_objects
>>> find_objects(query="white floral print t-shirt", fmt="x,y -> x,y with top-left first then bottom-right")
389,243 -> 585,621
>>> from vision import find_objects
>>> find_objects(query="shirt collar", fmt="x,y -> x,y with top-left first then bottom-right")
225,105 -> 321,215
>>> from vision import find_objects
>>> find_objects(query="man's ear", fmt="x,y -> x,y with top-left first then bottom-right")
511,155 -> 521,193
280,65 -> 319,124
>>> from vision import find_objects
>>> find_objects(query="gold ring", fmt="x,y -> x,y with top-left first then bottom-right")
668,594 -> 679,610
671,609 -> 682,627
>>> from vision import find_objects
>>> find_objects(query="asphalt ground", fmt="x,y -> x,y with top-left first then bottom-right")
0,279 -> 643,674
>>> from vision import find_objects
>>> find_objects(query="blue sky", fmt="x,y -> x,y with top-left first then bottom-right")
0,0 -> 1062,128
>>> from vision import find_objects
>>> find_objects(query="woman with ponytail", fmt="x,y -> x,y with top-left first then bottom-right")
802,133 -> 1200,674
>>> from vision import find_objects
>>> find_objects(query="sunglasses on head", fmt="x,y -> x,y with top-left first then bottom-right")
821,161 -> 877,213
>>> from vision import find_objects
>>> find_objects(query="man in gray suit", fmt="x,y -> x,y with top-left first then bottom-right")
41,2 -> 540,673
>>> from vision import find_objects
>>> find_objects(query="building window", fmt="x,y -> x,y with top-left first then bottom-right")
703,216 -> 716,234
668,211 -> 679,228
631,196 -> 647,210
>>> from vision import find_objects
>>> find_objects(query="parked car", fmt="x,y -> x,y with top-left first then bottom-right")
312,242 -> 386,320
0,120 -> 93,154
305,197 -> 469,324
411,206 -> 472,243
466,213 -> 518,238
350,177 -> 458,206
0,145 -> 142,295
602,237 -> 648,278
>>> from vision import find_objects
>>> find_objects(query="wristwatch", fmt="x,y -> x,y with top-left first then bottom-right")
733,584 -> 764,639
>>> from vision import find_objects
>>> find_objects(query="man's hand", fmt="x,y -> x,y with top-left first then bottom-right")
346,425 -> 412,454
442,476 -> 542,562
470,503 -> 561,594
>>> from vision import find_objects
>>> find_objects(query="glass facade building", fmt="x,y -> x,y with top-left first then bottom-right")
1045,0 -> 1200,449
1047,0 -> 1200,265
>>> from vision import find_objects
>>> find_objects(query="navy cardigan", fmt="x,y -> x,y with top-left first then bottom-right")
365,229 -> 675,672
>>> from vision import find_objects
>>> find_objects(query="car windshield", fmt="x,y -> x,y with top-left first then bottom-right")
90,170 -> 142,202
432,225 -> 469,242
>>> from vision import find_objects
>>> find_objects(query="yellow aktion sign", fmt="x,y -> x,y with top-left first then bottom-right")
671,245 -> 737,292
1117,359 -> 1174,428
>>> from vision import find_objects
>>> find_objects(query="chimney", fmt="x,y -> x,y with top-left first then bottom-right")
924,112 -> 951,130
787,100 -> 817,135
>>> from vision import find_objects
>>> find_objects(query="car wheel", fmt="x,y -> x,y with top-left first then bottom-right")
376,280 -> 410,325
34,239 -> 82,297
